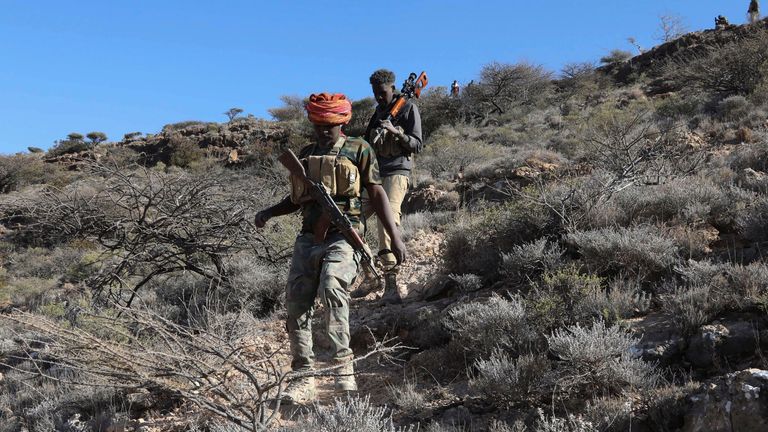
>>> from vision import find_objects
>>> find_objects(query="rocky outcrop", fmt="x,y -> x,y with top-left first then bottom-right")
121,118 -> 291,166
682,369 -> 768,432
600,17 -> 768,87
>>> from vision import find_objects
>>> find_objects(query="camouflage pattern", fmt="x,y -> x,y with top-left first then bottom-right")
298,137 -> 381,235
285,232 -> 359,371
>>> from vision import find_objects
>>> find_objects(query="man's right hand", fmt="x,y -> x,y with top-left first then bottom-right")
390,236 -> 408,266
254,210 -> 271,228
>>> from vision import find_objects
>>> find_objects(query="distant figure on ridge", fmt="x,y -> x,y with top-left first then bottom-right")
715,15 -> 731,30
749,0 -> 760,23
451,80 -> 460,96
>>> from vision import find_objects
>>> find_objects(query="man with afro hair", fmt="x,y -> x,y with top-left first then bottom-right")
354,69 -> 423,304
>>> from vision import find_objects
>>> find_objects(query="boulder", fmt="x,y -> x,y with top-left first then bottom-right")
403,185 -> 459,213
682,369 -> 768,432
629,312 -> 685,366
685,320 -> 759,369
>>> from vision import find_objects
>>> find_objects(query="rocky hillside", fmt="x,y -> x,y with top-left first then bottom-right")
4,15 -> 768,432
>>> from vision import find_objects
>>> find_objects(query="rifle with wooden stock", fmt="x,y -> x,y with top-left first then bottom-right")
278,149 -> 380,279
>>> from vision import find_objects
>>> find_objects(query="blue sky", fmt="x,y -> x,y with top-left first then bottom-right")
0,1 -> 752,153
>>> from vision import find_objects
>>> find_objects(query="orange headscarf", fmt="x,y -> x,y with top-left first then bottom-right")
305,93 -> 352,125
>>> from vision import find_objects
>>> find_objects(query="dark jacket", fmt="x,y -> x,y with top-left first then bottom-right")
364,98 -> 423,177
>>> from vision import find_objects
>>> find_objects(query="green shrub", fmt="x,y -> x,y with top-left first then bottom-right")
278,394 -> 415,432
527,266 -> 603,330
667,260 -> 768,329
738,196 -> 768,242
419,125 -> 499,179
152,255 -> 284,327
0,276 -> 58,309
532,409 -> 598,432
717,95 -> 752,121
447,273 -> 483,292
500,238 -> 564,281
443,294 -> 537,359
0,366 -> 126,432
567,226 -> 679,281
655,93 -> 702,120
472,352 -> 551,406
169,140 -> 205,168
547,321 -> 660,396
732,139 -> 768,174
6,246 -> 87,280
400,211 -> 434,241
162,120 -> 210,132
443,202 -> 549,276
660,283 -> 719,334
611,178 -> 731,227
0,154 -> 57,193
387,379 -> 425,412
581,278 -> 651,325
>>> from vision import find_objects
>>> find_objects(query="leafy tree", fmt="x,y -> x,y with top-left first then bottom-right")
268,95 -> 306,122
224,107 -> 244,122
48,132 -> 89,157
464,61 -> 553,118
86,131 -> 107,145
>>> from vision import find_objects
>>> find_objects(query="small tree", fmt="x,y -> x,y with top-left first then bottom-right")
267,95 -> 306,122
655,14 -> 688,43
225,107 -> 244,122
123,131 -> 143,141
67,132 -> 84,141
465,61 -> 553,118
86,131 -> 108,146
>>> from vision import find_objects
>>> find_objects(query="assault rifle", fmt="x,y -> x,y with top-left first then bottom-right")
371,71 -> 428,144
278,149 -> 380,279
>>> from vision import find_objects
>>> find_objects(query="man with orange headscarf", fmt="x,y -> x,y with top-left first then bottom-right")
254,93 -> 407,404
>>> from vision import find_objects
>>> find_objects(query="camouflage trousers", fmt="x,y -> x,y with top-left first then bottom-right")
361,174 -> 409,268
286,232 -> 358,372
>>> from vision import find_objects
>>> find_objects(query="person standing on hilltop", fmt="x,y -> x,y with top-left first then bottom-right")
451,80 -> 460,96
352,69 -> 423,304
254,93 -> 407,403
749,0 -> 760,23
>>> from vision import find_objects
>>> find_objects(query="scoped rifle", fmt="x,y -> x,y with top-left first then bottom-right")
278,149 -> 380,279
371,71 -> 428,144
